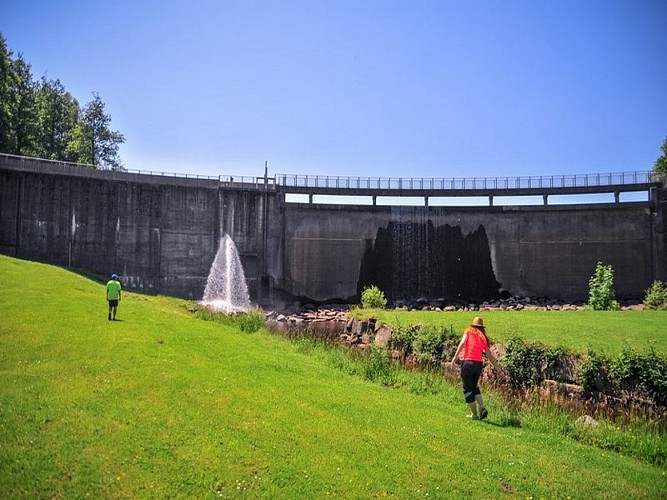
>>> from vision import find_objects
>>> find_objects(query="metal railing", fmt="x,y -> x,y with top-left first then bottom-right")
1,154 -> 656,192
276,171 -> 654,191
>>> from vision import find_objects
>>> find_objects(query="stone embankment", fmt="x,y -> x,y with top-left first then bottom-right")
393,296 -> 646,312
265,295 -> 646,328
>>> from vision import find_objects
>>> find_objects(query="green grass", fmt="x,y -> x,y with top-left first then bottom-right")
1,254 -> 666,498
352,308 -> 667,356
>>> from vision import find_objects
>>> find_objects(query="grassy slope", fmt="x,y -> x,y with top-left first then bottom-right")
358,308 -> 667,356
0,255 -> 665,498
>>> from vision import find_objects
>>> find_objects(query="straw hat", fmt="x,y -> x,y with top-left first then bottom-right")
470,317 -> 485,328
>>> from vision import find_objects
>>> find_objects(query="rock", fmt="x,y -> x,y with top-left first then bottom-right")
374,326 -> 392,348
576,415 -> 599,428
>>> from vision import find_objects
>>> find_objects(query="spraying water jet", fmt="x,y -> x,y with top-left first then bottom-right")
201,234 -> 251,313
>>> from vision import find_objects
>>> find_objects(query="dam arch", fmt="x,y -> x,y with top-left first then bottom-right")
1,154 -> 665,305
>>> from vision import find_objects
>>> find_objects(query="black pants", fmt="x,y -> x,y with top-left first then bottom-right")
461,360 -> 483,403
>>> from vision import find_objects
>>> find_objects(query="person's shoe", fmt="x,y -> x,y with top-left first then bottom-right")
480,408 -> 488,420
468,414 -> 480,420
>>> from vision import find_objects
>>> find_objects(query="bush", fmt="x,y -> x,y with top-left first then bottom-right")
360,285 -> 387,309
412,325 -> 447,364
643,280 -> 667,309
502,337 -> 568,388
587,262 -> 619,311
412,325 -> 458,364
389,324 -> 418,354
610,346 -> 667,406
579,346 -> 667,406
578,350 -> 611,394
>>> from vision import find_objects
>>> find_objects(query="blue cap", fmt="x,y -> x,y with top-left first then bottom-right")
111,274 -> 118,280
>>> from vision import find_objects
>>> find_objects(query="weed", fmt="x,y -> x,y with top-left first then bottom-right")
363,346 -> 398,387
360,285 -> 388,309
587,261 -> 619,310
643,280 -> 667,309
237,308 -> 266,333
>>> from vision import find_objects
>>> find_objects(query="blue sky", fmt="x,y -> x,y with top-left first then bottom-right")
2,0 -> 666,180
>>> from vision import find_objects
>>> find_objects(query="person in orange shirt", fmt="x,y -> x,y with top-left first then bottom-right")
450,317 -> 502,420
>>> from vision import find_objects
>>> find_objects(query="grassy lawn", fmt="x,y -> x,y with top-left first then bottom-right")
1,254 -> 665,498
355,308 -> 667,356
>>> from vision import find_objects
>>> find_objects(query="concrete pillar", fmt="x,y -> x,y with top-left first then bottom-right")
488,195 -> 493,207
614,191 -> 620,204
649,186 -> 658,209
543,194 -> 548,206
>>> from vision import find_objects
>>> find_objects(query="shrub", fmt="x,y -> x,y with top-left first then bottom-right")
578,346 -> 667,406
578,350 -> 611,394
587,261 -> 619,311
360,285 -> 387,309
502,337 -> 568,388
412,325 -> 447,364
412,325 -> 458,364
389,324 -> 419,354
610,346 -> 667,406
643,280 -> 667,309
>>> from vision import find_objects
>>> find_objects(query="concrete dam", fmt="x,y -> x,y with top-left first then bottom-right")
1,155 -> 665,306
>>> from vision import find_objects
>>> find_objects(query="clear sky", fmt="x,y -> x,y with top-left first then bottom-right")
2,0 -> 666,180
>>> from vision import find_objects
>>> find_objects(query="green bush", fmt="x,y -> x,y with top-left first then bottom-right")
412,325 -> 458,364
360,285 -> 387,309
502,337 -> 568,388
643,280 -> 667,309
578,350 -> 611,393
579,346 -> 667,406
610,346 -> 667,406
587,261 -> 619,311
389,324 -> 419,354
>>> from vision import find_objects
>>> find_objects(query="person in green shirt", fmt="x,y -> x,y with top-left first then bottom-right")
106,274 -> 122,321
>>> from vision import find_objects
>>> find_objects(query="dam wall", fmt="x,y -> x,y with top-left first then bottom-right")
1,156 -> 665,304
281,202 -> 663,303
0,157 -> 272,300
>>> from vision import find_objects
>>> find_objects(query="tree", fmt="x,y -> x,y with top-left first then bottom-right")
0,34 -> 14,152
67,93 -> 125,170
9,54 -> 38,155
34,77 -> 79,161
0,32 -> 125,168
653,135 -> 667,179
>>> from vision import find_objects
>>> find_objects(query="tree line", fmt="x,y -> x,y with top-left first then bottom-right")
0,33 -> 125,170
